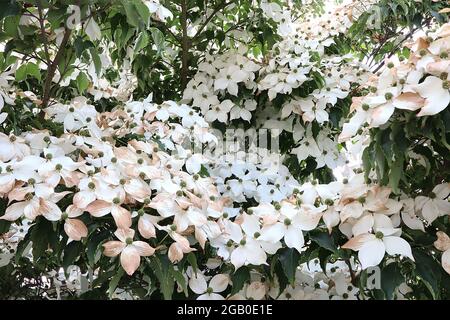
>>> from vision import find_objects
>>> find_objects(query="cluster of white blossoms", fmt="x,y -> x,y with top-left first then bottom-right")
0,95 -> 229,276
3,87 -> 444,298
185,1 -> 371,125
182,0 -> 372,176
182,49 -> 261,123
213,172 -> 422,271
184,261 -> 364,300
340,23 -> 450,141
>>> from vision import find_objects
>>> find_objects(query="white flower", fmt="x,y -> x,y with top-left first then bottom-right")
259,204 -> 325,252
342,229 -> 414,269
415,183 -> 450,223
292,134 -> 321,162
413,76 -> 450,116
230,237 -> 268,269
189,273 -> 229,300
400,198 -> 425,232
145,0 -> 173,21
214,66 -> 248,95
300,98 -> 329,124
85,17 -> 101,41
205,100 -> 234,123
255,184 -> 285,203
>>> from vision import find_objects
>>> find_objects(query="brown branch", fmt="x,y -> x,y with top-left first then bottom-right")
345,259 -> 357,285
36,1 -> 51,66
193,1 -> 234,40
180,0 -> 189,91
151,18 -> 181,43
41,28 -> 72,113
371,18 -> 432,74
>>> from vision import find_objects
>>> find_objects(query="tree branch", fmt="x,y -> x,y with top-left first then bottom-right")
193,1 -> 234,40
36,1 -> 50,66
371,18 -> 432,73
180,0 -> 189,91
41,28 -> 72,112
345,259 -> 357,286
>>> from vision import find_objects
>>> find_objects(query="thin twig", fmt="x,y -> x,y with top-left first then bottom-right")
193,1 -> 234,40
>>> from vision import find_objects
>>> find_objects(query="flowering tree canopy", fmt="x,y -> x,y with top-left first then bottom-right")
0,0 -> 449,300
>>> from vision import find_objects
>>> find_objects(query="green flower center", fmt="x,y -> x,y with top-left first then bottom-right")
375,231 -> 384,239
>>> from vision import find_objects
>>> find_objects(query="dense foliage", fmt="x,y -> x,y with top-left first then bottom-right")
0,0 -> 449,300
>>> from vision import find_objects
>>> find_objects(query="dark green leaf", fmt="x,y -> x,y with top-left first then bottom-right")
230,267 -> 250,295
108,267 -> 124,299
62,240 -> 82,271
278,247 -> 300,285
381,263 -> 403,300
309,230 -> 337,253
0,0 -> 20,20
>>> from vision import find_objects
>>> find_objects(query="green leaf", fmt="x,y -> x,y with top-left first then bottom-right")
230,267 -> 250,295
199,164 -> 210,177
381,263 -> 404,300
186,252 -> 198,275
89,47 -> 102,75
87,229 -> 110,267
30,218 -> 54,258
0,0 -> 20,20
413,249 -> 441,299
375,144 -> 386,182
15,62 -> 41,82
74,37 -> 94,57
76,72 -> 90,94
391,122 -> 409,153
170,267 -> 188,297
123,1 -> 141,28
278,247 -> 300,285
15,63 -> 27,82
3,14 -> 20,38
317,248 -> 332,274
0,199 -> 11,234
150,27 -> 165,55
15,231 -> 32,263
108,267 -> 125,299
133,31 -> 149,56
362,147 -> 373,181
388,154 -> 404,194
147,255 -> 174,300
133,0 -> 150,26
62,241 -> 82,271
309,230 -> 337,253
